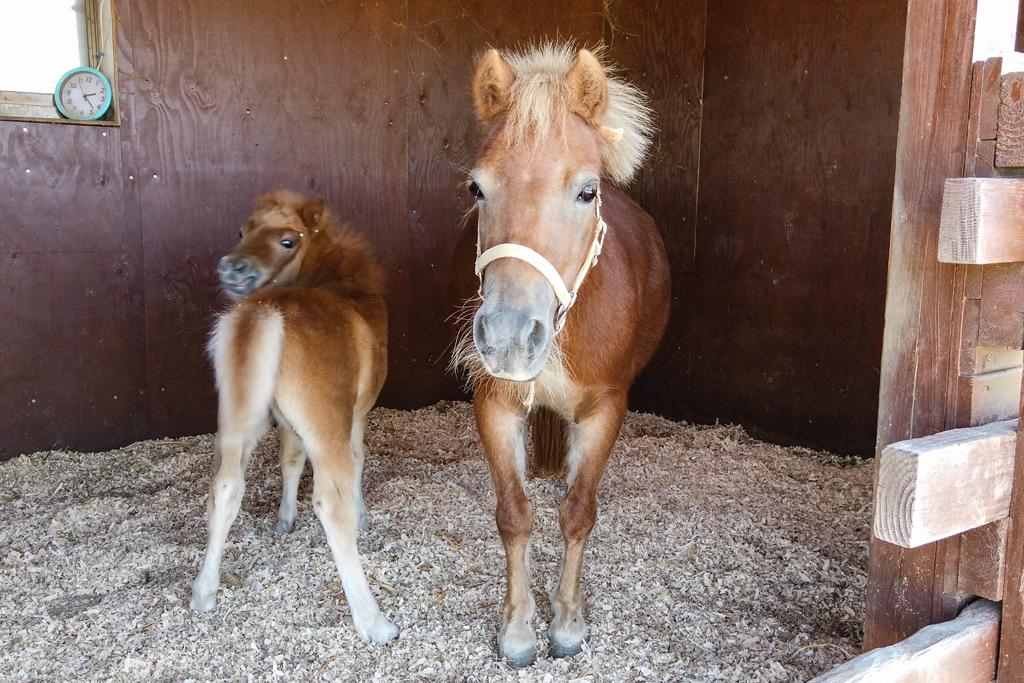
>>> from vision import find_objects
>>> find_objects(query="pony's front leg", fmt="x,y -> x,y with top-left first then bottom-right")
474,391 -> 536,668
549,393 -> 626,658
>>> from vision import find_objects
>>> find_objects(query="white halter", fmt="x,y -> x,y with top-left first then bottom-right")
474,192 -> 608,333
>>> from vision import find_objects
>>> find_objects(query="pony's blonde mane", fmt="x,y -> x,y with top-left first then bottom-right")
500,42 -> 655,185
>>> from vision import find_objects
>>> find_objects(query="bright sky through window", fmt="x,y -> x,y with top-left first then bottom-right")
974,0 -> 1024,68
0,1 -> 88,94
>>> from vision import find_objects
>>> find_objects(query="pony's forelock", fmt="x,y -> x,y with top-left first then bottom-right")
498,42 -> 655,185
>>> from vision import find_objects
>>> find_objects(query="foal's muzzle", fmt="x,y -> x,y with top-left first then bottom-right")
217,255 -> 260,297
473,304 -> 553,382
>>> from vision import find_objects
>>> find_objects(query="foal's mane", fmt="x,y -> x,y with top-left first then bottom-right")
498,42 -> 655,185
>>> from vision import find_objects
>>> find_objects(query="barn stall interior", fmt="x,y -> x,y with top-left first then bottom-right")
1,0 -> 1023,680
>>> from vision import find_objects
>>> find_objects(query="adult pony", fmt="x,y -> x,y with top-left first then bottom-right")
452,45 -> 670,666
190,191 -> 397,644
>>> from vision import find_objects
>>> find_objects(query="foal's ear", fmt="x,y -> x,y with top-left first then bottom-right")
567,49 -> 608,126
472,48 -> 515,122
299,196 -> 325,228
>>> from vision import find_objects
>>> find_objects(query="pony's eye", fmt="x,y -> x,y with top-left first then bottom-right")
238,229 -> 244,238
577,183 -> 598,203
469,180 -> 485,201
280,239 -> 295,249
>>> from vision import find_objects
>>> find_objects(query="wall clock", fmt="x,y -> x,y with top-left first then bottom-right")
54,67 -> 112,121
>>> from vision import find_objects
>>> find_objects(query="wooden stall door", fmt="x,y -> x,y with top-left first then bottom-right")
864,1 -> 1024,681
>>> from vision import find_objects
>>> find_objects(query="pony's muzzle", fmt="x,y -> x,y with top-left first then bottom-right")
473,306 -> 552,382
218,255 -> 260,296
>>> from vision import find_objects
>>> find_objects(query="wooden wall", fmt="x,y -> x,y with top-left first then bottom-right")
635,0 -> 908,454
0,0 -> 905,458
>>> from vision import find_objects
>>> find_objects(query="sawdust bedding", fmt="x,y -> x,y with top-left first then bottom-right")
0,401 -> 871,682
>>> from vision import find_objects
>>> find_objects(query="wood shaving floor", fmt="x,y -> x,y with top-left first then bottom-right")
0,402 -> 871,682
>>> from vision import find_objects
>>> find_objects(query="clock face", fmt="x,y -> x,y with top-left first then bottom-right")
56,70 -> 111,120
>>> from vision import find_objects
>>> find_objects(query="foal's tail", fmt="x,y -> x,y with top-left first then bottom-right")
207,304 -> 286,438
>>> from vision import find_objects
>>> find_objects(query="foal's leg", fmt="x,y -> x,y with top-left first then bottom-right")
304,419 -> 397,643
274,424 -> 306,533
349,412 -> 369,533
549,393 -> 627,657
191,309 -> 282,612
475,392 -> 536,667
190,423 -> 265,612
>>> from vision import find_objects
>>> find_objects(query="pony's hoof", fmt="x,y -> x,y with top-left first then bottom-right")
500,647 -> 537,669
549,638 -> 585,659
498,625 -> 538,668
273,518 -> 294,534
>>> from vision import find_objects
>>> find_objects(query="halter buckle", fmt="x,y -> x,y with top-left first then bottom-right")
554,302 -> 570,332
592,219 -> 608,266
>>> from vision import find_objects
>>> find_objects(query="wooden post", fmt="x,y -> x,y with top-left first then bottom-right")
1017,0 -> 1024,55
958,519 -> 1009,602
865,0 -> 979,649
998,384 -> 1024,680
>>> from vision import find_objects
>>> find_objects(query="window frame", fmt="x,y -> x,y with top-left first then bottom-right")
0,0 -> 119,126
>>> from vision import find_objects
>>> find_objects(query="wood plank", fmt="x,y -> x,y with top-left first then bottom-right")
128,0 -> 411,436
938,178 -> 1024,264
866,0 -> 979,649
603,0 -> 707,426
957,519 -> 1008,602
971,346 -> 1024,373
979,58 -> 1004,142
964,58 -> 1001,177
689,0 -> 905,454
1018,0 -> 1024,53
997,72 -> 1024,168
874,420 -> 1017,548
810,599 -> 999,683
978,263 -> 1024,350
998,381 -> 1024,680
956,366 -> 1023,426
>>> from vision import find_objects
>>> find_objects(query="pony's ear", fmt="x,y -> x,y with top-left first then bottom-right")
255,193 -> 278,210
567,49 -> 608,126
472,48 -> 515,122
299,196 -> 325,228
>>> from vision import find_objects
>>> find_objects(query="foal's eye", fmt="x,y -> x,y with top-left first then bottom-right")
469,180 -> 485,201
280,239 -> 295,249
238,229 -> 244,238
577,183 -> 598,203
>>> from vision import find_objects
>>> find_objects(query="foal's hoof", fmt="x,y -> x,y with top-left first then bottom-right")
357,613 -> 400,644
189,589 -> 217,613
273,518 -> 294,534
549,637 -> 585,659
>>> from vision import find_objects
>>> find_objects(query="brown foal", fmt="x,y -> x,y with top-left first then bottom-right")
190,191 -> 397,643
453,44 -> 671,666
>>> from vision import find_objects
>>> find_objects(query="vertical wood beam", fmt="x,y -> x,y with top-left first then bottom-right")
998,384 -> 1024,680
865,0 -> 978,649
1017,0 -> 1024,53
